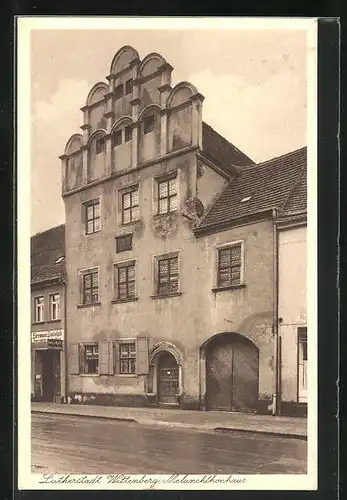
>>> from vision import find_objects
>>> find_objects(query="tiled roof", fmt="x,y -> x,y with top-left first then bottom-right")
197,147 -> 307,231
278,165 -> 307,217
31,224 -> 66,284
202,122 -> 255,174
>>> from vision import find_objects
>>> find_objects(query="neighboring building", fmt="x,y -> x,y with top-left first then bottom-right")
277,164 -> 308,417
58,45 -> 307,415
31,224 -> 67,402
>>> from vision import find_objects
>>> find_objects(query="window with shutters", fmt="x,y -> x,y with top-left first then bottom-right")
216,242 -> 244,289
152,252 -> 181,298
84,198 -> 101,235
78,268 -> 100,306
83,344 -> 99,374
157,176 -> 178,215
121,186 -> 139,225
119,342 -> 136,374
113,260 -> 136,302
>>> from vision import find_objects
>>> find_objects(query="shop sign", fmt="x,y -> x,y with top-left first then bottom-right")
31,329 -> 64,343
47,339 -> 63,349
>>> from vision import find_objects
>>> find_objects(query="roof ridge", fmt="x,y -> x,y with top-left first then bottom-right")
241,146 -> 307,171
31,223 -> 65,238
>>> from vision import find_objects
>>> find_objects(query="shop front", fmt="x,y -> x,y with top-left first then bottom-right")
32,329 -> 65,403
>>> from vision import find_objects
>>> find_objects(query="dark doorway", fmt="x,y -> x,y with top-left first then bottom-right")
205,333 -> 259,412
39,350 -> 61,402
157,352 -> 179,405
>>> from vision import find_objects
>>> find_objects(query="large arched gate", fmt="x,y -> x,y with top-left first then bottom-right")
204,333 -> 259,412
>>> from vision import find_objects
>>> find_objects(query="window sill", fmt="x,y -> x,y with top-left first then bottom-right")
77,302 -> 101,309
111,297 -> 138,305
211,284 -> 246,293
121,219 -> 141,228
151,292 -> 182,300
32,321 -> 45,325
47,319 -> 62,324
153,211 -> 178,218
84,230 -> 101,237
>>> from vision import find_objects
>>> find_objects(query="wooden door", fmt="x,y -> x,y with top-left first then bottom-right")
232,339 -> 259,411
157,352 -> 179,404
206,339 -> 234,410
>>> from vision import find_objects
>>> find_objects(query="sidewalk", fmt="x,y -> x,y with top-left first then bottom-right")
32,402 -> 307,439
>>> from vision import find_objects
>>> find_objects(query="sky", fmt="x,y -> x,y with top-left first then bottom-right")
30,25 -> 308,235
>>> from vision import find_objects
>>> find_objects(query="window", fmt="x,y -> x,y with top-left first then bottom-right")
82,270 -> 99,305
157,256 -> 179,296
144,114 -> 155,134
122,187 -> 139,224
115,261 -> 136,301
85,199 -> 101,235
158,177 -> 178,214
116,234 -> 132,253
49,293 -> 60,321
34,296 -> 44,323
114,84 -> 124,100
125,79 -> 133,95
83,344 -> 99,374
125,125 -> 132,143
112,129 -> 122,147
119,343 -> 136,374
217,244 -> 242,288
95,137 -> 105,154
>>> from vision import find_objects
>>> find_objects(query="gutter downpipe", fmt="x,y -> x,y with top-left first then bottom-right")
272,208 -> 281,416
63,277 -> 68,404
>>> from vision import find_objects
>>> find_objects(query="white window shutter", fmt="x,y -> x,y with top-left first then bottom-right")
108,342 -> 114,375
98,341 -> 110,375
69,343 -> 80,374
136,337 -> 149,375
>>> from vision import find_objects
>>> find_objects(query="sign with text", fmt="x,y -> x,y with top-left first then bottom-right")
31,329 -> 64,343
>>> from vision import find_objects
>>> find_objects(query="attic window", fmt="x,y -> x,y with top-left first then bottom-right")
55,256 -> 65,264
241,196 -> 252,203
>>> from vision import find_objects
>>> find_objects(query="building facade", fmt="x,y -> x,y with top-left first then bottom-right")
277,168 -> 308,416
31,225 -> 67,403
57,45 -> 307,415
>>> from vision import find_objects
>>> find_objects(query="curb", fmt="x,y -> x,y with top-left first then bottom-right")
32,409 -> 307,440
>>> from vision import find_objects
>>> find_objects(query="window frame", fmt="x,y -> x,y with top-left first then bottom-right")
152,251 -> 181,299
84,198 -> 101,235
83,343 -> 99,375
49,292 -> 60,321
214,240 -> 245,291
111,129 -> 122,148
125,79 -> 133,96
121,185 -> 140,225
157,175 -> 178,215
114,83 -> 124,100
33,295 -> 45,323
115,233 -> 133,253
78,267 -> 100,307
95,137 -> 105,154
113,259 -> 137,303
118,341 -> 136,374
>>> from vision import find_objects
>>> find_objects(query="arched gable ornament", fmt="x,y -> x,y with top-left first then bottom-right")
149,341 -> 183,366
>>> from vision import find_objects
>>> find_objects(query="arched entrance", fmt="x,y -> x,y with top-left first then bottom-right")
157,352 -> 179,404
204,333 -> 259,412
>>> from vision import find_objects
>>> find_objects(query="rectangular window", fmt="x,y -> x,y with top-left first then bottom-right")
122,187 -> 139,224
95,137 -> 105,154
157,256 -> 179,296
158,177 -> 178,214
34,296 -> 44,323
112,129 -> 122,147
125,79 -> 133,95
144,114 -> 155,134
83,344 -> 99,374
217,244 -> 242,288
82,270 -> 99,305
114,83 -> 124,100
115,262 -> 136,301
49,293 -> 60,321
116,234 -> 132,253
85,199 -> 101,235
125,125 -> 132,143
119,342 -> 136,374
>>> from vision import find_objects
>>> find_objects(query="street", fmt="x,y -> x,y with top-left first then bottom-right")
31,413 -> 307,475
